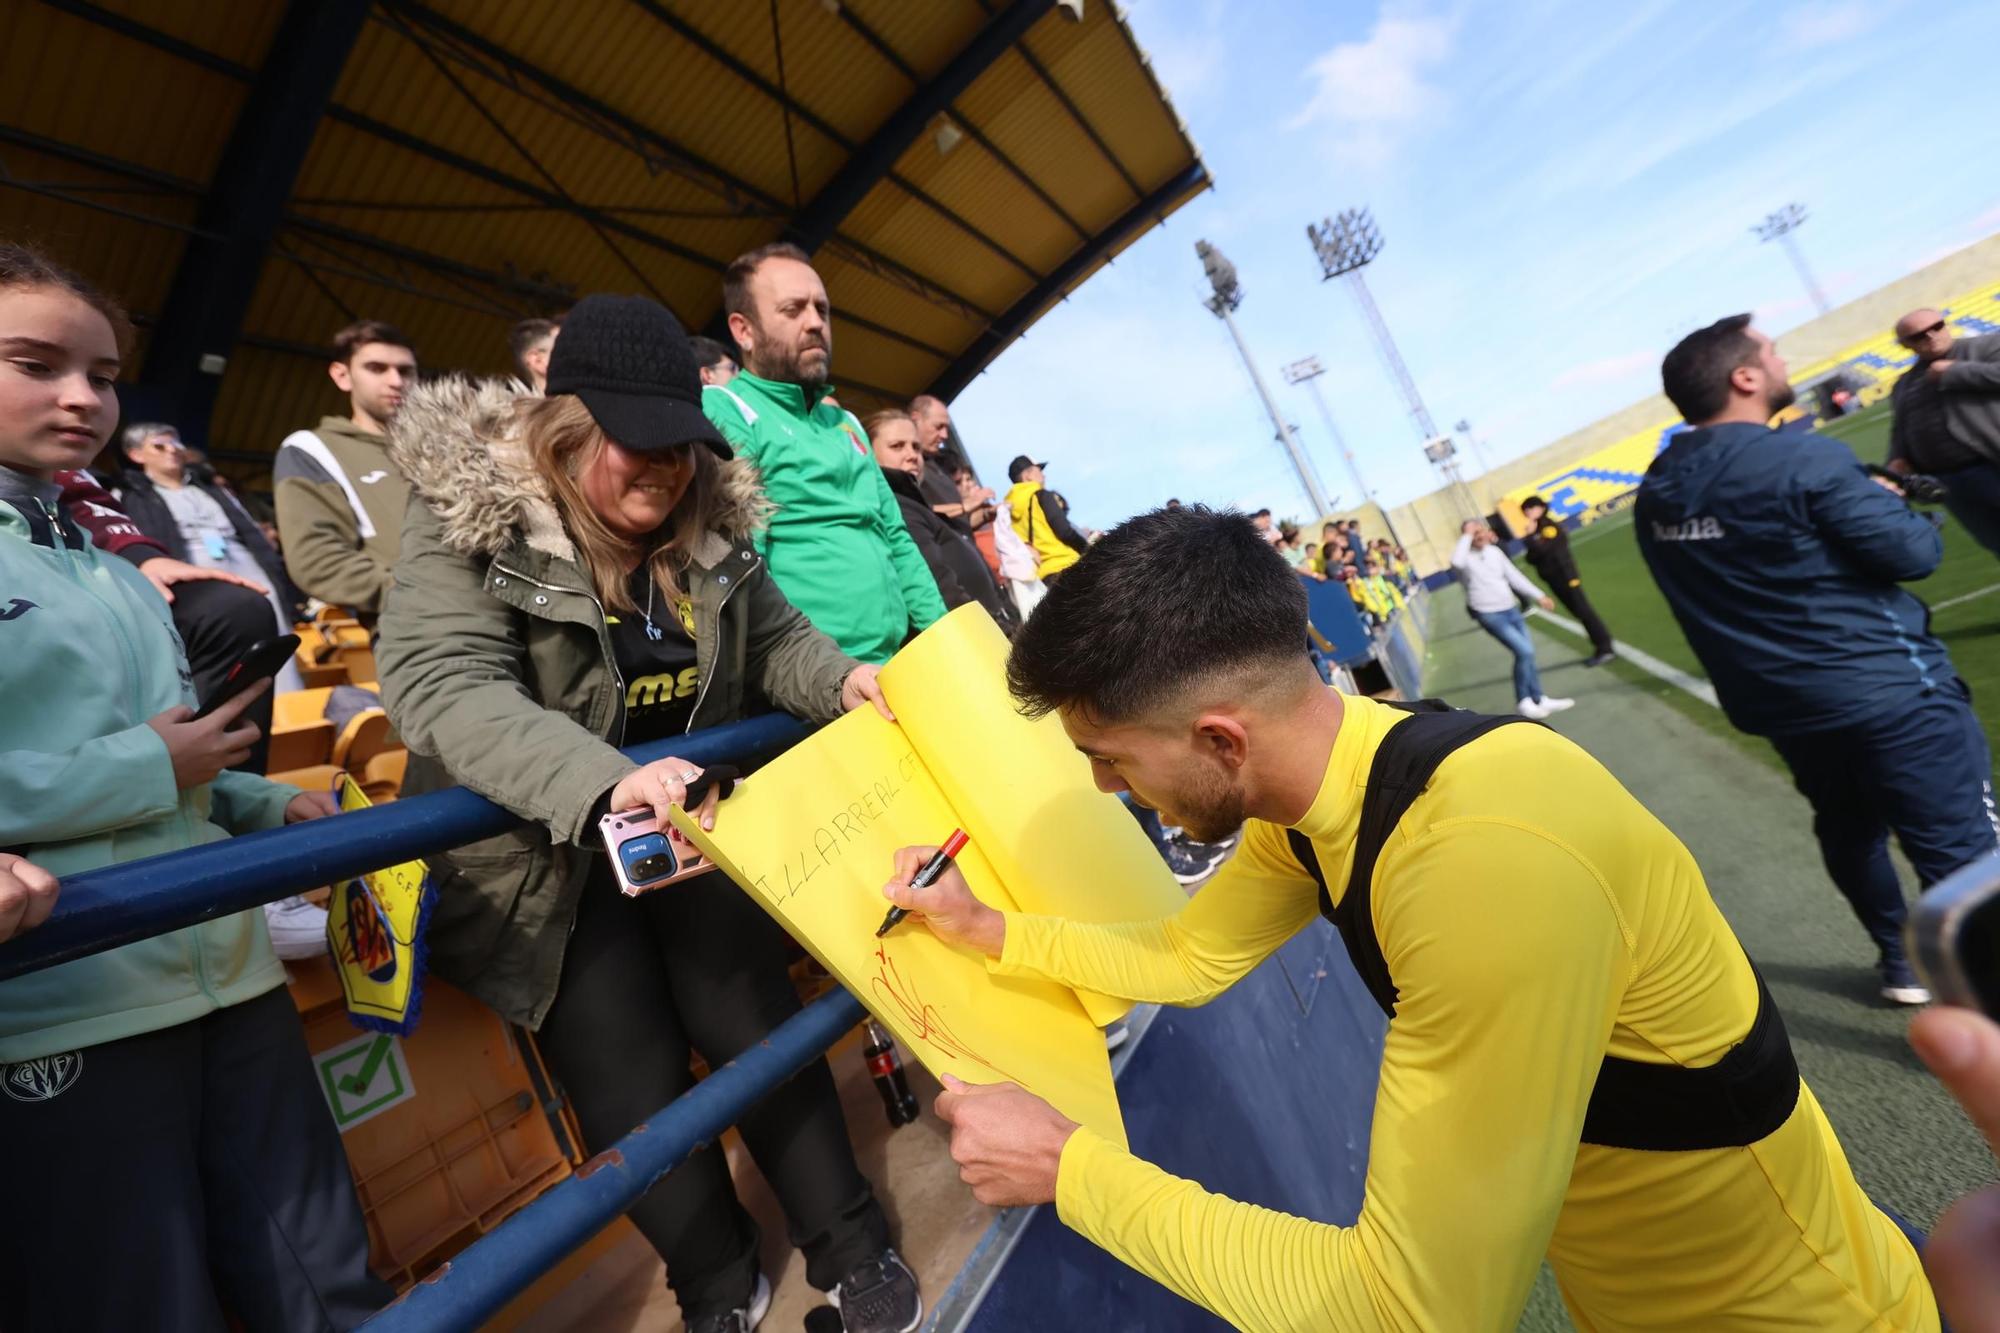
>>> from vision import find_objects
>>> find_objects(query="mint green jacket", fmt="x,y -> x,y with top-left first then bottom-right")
0,487 -> 298,1062
704,373 -> 945,663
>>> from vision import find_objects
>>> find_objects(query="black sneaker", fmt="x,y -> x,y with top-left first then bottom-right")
830,1248 -> 922,1333
688,1274 -> 770,1333
1162,839 -> 1224,885
1585,651 -> 1616,667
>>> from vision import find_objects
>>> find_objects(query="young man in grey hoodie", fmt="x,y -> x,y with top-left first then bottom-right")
273,320 -> 417,625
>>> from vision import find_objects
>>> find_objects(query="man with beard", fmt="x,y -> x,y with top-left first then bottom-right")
1637,314 -> 1995,1006
876,507 -> 1936,1332
703,243 -> 944,663
1887,306 -> 2000,558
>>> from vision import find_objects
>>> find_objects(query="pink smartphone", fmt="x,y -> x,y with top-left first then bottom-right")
598,808 -> 714,897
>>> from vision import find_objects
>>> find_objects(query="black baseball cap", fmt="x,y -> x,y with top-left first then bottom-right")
545,294 -> 730,458
1007,454 -> 1048,482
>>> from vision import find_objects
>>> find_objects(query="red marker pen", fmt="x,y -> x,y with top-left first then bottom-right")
876,829 -> 970,937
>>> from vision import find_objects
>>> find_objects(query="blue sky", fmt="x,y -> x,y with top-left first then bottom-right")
949,0 -> 2000,527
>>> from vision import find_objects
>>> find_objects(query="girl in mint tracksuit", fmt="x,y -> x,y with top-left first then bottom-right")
0,247 -> 386,1332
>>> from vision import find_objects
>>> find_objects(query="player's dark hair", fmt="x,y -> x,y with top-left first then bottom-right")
1660,313 -> 1757,423
1007,506 -> 1309,722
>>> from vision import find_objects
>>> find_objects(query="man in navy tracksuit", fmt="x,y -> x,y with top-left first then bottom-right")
1638,314 -> 1998,1005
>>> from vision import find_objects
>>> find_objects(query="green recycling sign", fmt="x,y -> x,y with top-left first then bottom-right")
315,1031 -> 416,1130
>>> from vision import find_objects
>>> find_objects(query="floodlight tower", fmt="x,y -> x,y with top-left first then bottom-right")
1307,208 -> 1479,517
1753,203 -> 1830,317
1281,355 -> 1417,550
1196,239 -> 1335,518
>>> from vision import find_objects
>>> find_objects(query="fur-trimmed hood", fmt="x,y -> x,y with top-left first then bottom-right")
387,374 -> 768,568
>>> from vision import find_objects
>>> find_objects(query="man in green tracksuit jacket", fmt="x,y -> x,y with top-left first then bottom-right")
704,243 -> 945,663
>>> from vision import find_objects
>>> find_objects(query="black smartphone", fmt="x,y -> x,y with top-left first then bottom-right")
1909,855 -> 2000,1017
194,634 -> 301,719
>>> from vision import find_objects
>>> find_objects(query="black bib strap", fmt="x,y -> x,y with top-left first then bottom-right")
1284,698 -> 1802,1153
1287,699 -> 1532,1018
1578,967 -> 1800,1150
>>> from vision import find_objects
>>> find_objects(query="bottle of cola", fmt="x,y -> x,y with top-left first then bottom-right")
863,1020 -> 920,1127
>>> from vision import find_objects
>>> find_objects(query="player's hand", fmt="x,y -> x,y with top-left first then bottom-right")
145,678 -> 268,788
1871,474 -> 1907,497
0,855 -> 60,943
1538,596 -> 1555,611
883,847 -> 1004,956
1910,1006 -> 2000,1330
138,556 -> 267,604
1929,358 -> 1955,384
935,1074 -> 1077,1207
841,664 -> 896,721
284,789 -> 339,823
608,757 -> 724,832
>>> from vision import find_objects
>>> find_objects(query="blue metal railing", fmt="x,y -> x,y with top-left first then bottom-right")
0,712 -> 810,980
365,986 -> 866,1331
0,710 -> 860,1328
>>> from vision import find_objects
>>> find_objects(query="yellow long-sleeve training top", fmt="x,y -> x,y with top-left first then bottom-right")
994,695 -> 1936,1332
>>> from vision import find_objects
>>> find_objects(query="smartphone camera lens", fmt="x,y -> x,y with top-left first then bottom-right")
620,834 -> 677,886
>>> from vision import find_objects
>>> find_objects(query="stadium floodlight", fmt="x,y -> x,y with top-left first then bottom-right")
1195,240 -> 1334,517
1281,355 -> 1416,551
1752,203 -> 1831,317
1307,207 -> 1480,518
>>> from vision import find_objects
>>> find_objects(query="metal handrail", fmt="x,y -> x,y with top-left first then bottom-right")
0,711 -> 811,979
363,986 -> 868,1331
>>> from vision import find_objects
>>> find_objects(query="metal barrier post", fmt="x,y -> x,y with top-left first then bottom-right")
0,713 -> 811,980
363,987 -> 868,1332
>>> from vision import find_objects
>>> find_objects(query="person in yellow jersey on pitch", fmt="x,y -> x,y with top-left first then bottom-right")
880,505 -> 1938,1332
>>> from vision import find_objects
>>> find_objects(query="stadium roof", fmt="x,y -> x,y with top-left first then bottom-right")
2,0 -> 1208,469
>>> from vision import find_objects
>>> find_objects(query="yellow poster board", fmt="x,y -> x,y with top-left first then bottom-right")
671,604 -> 1186,1147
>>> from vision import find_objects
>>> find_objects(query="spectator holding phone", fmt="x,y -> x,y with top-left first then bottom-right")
0,243 -> 385,1331
377,294 -> 921,1333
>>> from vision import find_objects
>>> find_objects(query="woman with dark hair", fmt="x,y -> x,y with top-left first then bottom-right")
377,295 -> 920,1333
866,408 -> 1016,635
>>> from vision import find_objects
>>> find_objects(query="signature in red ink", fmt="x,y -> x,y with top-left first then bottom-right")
869,942 -> 1021,1083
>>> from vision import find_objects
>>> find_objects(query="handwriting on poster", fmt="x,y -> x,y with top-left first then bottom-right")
749,748 -> 925,902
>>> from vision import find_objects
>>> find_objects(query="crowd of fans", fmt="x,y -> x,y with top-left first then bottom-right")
6,228 -> 2000,1333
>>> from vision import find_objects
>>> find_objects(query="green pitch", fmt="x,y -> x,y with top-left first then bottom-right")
1530,399 -> 2000,770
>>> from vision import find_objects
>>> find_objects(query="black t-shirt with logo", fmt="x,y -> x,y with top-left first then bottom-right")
608,566 -> 701,744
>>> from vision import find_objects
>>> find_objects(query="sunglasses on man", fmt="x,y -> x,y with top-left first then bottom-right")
1899,319 -> 1947,347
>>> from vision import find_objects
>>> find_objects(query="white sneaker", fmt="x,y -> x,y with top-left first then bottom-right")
1539,697 -> 1576,715
1516,697 -> 1549,719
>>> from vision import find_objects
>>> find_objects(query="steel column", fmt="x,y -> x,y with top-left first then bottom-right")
928,162 -> 1209,400
135,0 -> 371,443
784,0 -> 1053,257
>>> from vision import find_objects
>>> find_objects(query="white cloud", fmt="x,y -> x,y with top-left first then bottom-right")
1778,0 -> 1885,49
1286,9 -> 1457,169
1551,351 -> 1654,390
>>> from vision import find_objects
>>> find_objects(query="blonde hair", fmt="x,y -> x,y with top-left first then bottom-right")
516,393 -> 728,613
